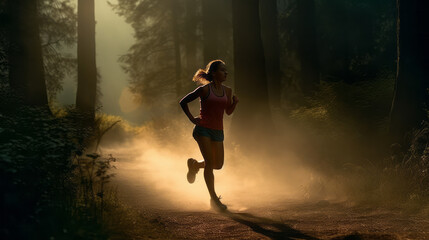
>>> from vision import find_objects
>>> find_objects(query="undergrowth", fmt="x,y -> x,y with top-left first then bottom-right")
286,77 -> 429,208
0,86 -> 123,239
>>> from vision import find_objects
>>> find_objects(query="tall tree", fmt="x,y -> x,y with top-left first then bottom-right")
0,0 -> 10,84
201,0 -> 231,65
184,0 -> 198,82
7,0 -> 48,106
389,0 -> 429,142
201,0 -> 220,64
76,0 -> 97,119
1,0 -> 76,100
231,0 -> 272,134
112,0 -> 186,117
295,0 -> 319,95
39,0 -> 77,101
315,0 -> 395,83
259,0 -> 282,107
170,0 -> 182,99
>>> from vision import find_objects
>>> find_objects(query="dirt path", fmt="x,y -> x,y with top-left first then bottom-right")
111,155 -> 429,240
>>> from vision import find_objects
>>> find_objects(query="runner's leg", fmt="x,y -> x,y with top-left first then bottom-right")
211,141 -> 224,170
195,135 -> 217,199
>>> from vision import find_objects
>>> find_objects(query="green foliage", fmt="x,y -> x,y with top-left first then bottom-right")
72,153 -> 117,225
0,86 -> 117,239
382,122 -> 429,205
0,0 -> 77,98
327,122 -> 429,208
112,0 -> 179,110
278,0 -> 396,97
288,76 -> 429,207
39,0 -> 77,101
112,0 -> 207,119
290,73 -> 395,140
315,0 -> 396,80
0,0 -> 10,83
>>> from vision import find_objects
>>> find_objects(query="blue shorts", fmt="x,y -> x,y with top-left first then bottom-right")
193,125 -> 224,142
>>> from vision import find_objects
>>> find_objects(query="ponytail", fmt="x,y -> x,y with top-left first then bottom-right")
192,69 -> 210,85
192,59 -> 225,85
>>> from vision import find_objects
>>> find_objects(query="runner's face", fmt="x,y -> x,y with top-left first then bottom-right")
213,64 -> 227,82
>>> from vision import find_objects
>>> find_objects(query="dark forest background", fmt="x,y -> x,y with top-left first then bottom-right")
1,0 -> 428,239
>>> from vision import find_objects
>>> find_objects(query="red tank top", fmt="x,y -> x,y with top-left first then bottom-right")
199,84 -> 228,130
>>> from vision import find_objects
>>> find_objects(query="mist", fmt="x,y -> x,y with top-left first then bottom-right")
96,108 -> 401,214
56,0 -> 147,123
98,116 -> 318,211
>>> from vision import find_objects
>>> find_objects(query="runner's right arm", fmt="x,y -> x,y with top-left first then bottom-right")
179,86 -> 202,125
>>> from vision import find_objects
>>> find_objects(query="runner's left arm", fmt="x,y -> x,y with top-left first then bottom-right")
225,87 -> 238,115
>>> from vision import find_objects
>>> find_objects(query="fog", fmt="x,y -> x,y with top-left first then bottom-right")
96,113 -> 364,212
57,0 -> 145,123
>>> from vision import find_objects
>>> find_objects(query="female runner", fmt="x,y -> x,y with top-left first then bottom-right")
179,60 -> 238,211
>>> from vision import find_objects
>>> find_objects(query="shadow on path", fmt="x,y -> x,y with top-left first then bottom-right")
221,210 -> 320,240
221,209 -> 398,240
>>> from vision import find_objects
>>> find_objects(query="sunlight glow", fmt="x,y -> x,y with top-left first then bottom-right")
102,119 -> 316,212
119,87 -> 140,113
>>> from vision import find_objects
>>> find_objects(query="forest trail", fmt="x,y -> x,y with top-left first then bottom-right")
110,153 -> 429,240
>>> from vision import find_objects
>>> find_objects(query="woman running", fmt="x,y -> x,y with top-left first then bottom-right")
179,60 -> 238,211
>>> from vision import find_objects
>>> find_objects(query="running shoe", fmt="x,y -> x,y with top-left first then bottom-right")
187,158 -> 199,183
210,196 -> 227,211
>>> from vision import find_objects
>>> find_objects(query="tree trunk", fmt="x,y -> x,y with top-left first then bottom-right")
76,0 -> 97,119
184,0 -> 198,75
202,0 -> 220,63
7,0 -> 48,106
296,0 -> 319,95
259,0 -> 282,107
171,0 -> 182,99
231,0 -> 272,137
389,0 -> 429,143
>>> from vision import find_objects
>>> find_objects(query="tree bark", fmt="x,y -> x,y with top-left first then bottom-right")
296,0 -> 319,95
76,0 -> 97,119
259,0 -> 282,107
7,0 -> 48,106
184,0 -> 197,74
389,0 -> 429,143
231,0 -> 272,137
202,0 -> 220,64
171,0 -> 182,99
